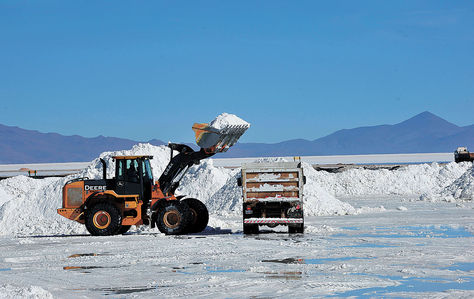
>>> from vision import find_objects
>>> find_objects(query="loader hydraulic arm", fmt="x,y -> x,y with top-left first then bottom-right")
158,143 -> 215,195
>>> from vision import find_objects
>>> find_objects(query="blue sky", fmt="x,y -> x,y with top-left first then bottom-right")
1,1 -> 473,143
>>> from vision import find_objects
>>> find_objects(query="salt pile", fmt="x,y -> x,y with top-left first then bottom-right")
209,112 -> 250,130
302,162 -> 356,216
421,164 -> 474,201
310,162 -> 471,196
176,159 -> 237,202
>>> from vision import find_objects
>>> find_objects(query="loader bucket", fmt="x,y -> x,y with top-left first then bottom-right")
192,122 -> 249,153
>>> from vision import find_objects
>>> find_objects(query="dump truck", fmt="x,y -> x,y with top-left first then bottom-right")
57,114 -> 250,236
238,162 -> 305,234
454,147 -> 474,163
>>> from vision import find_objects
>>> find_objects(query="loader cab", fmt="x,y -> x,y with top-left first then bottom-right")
113,156 -> 154,201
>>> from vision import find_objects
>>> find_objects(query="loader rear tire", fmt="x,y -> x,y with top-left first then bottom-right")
156,201 -> 192,235
182,198 -> 209,233
85,202 -> 122,236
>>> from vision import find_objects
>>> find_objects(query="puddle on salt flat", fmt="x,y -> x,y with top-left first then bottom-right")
342,226 -> 361,231
68,253 -> 111,258
444,262 -> 474,272
330,274 -> 474,297
205,266 -> 245,273
262,257 -> 373,265
0,268 -> 11,271
333,226 -> 473,239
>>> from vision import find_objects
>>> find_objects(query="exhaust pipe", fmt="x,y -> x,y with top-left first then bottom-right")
100,158 -> 107,180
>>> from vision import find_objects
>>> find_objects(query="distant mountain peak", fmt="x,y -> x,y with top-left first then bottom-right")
409,111 -> 438,120
398,111 -> 458,128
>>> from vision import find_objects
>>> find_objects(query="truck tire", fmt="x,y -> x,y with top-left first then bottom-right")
243,224 -> 259,235
156,201 -> 192,235
289,224 -> 304,234
118,225 -> 131,234
182,198 -> 209,233
85,202 -> 122,236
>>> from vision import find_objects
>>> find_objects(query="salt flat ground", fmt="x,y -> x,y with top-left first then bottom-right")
0,197 -> 473,298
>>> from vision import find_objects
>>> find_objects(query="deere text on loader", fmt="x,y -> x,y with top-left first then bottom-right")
58,116 -> 249,236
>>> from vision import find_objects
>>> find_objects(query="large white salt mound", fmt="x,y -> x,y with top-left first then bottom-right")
442,165 -> 474,200
302,163 -> 356,216
0,175 -> 86,236
310,162 -> 470,197
207,172 -> 242,215
176,159 -> 237,203
421,165 -> 474,202
209,112 -> 250,130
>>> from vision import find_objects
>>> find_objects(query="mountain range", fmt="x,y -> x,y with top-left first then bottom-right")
1,111 -> 473,164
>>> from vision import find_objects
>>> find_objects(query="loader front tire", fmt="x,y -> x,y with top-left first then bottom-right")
156,201 -> 192,235
182,198 -> 209,233
85,202 -> 122,236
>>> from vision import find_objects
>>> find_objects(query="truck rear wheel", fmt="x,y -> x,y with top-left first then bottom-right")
182,198 -> 209,233
243,224 -> 259,235
157,201 -> 192,235
85,202 -> 122,236
289,224 -> 304,234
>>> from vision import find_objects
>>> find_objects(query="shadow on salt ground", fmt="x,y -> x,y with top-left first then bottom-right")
329,274 -> 474,297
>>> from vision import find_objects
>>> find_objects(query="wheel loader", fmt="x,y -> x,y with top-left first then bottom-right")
57,115 -> 249,236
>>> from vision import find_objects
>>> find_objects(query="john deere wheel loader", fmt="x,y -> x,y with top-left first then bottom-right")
57,116 -> 249,236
